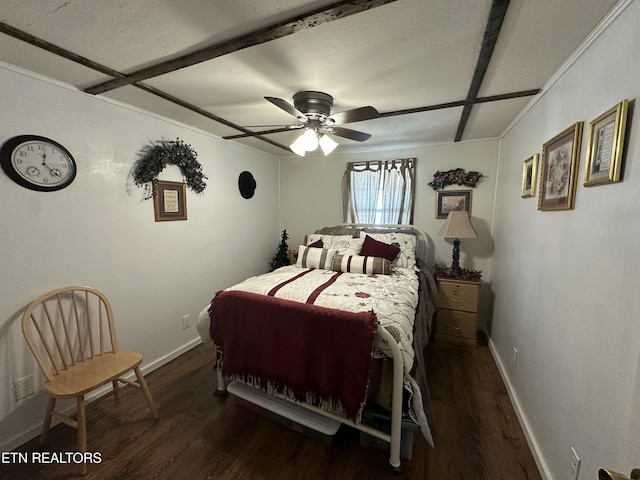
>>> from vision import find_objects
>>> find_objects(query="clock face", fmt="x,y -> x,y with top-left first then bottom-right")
1,135 -> 76,191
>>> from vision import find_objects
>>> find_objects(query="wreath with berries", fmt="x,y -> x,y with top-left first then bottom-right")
132,138 -> 207,200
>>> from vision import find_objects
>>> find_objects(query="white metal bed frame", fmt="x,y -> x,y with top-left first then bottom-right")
214,326 -> 405,471
211,223 -> 431,474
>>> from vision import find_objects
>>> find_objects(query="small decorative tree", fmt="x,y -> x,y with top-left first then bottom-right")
270,229 -> 290,271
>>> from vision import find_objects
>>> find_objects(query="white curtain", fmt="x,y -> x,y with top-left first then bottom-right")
380,158 -> 414,224
342,158 -> 415,224
342,162 -> 380,223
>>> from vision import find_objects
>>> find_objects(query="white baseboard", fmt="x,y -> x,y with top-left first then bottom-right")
486,336 -> 553,480
139,337 -> 202,375
1,338 -> 202,452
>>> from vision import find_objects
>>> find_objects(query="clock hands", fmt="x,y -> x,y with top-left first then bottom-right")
41,152 -> 62,178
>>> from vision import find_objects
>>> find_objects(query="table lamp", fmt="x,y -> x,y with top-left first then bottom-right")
438,211 -> 478,270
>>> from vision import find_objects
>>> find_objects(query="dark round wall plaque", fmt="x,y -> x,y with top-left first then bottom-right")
238,171 -> 256,199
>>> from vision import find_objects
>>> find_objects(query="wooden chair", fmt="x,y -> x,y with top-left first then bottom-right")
22,286 -> 159,474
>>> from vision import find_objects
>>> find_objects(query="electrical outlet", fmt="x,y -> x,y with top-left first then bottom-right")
570,446 -> 581,480
14,375 -> 35,401
512,347 -> 518,367
181,314 -> 191,330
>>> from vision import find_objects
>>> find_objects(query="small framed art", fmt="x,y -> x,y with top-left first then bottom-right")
538,122 -> 583,211
436,190 -> 472,218
521,154 -> 539,198
153,180 -> 187,221
584,99 -> 629,186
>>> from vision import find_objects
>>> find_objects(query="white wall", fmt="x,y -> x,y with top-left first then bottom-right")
490,1 -> 640,478
0,64 -> 280,450
279,139 -> 498,326
280,140 -> 498,267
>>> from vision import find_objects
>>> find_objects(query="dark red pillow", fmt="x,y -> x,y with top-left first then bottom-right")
307,239 -> 323,248
359,235 -> 400,262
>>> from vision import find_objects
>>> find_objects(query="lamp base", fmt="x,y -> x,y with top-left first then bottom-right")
450,239 -> 461,270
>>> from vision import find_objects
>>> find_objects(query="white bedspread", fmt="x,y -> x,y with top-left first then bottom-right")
196,264 -> 435,447
223,265 -> 420,374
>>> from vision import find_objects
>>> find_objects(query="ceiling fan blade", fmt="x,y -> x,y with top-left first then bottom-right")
326,127 -> 372,142
223,125 -> 304,140
265,96 -> 309,122
328,106 -> 379,125
242,124 -> 294,128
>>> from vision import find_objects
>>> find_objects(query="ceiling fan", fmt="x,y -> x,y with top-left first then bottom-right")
223,91 -> 379,155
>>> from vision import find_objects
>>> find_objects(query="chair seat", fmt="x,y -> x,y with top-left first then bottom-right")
44,350 -> 143,398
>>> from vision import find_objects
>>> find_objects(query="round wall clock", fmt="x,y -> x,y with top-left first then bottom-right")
0,135 -> 77,191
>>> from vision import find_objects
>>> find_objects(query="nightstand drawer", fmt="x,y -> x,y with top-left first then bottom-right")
438,281 -> 479,313
436,310 -> 476,341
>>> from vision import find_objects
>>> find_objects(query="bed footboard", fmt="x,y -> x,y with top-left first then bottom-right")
213,325 -> 405,472
369,325 -> 404,471
215,369 -> 227,395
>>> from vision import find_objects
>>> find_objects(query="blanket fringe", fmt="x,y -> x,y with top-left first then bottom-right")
224,372 -> 367,423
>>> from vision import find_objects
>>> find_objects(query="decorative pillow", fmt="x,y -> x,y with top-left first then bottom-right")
359,235 -> 401,262
306,233 -> 325,246
331,255 -> 392,275
296,245 -> 335,270
307,238 -> 323,248
361,233 -> 416,268
306,233 -> 341,248
328,236 -> 364,256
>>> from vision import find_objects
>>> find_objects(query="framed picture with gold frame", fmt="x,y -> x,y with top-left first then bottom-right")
583,99 -> 629,186
153,180 -> 187,221
521,154 -> 538,198
538,122 -> 583,211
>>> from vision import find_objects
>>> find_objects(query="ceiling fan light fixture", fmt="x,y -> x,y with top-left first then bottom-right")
319,134 -> 338,155
236,92 -> 378,151
290,135 -> 307,156
302,128 -> 319,151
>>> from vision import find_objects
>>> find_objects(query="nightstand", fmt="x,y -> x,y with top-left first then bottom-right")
435,278 -> 481,347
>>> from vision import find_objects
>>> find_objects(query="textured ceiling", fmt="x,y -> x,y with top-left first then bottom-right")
0,0 -> 620,157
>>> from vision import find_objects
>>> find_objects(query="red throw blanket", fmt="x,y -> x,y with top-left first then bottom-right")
209,290 -> 377,420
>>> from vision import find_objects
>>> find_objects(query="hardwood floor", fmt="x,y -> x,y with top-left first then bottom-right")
2,337 -> 542,480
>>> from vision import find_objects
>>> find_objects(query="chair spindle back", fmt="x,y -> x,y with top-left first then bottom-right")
22,286 -> 119,382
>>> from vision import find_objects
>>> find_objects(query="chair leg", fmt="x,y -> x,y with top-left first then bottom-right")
40,397 -> 56,445
134,366 -> 159,419
112,379 -> 119,402
76,395 -> 87,475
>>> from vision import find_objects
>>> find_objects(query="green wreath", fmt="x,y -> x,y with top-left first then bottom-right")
434,264 -> 482,281
132,138 -> 207,200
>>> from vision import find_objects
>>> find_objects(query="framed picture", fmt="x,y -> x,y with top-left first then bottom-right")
153,180 -> 187,221
521,154 -> 539,198
584,99 -> 629,186
436,190 -> 472,219
538,122 -> 583,211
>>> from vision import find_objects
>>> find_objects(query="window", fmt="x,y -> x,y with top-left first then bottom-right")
342,158 -> 415,224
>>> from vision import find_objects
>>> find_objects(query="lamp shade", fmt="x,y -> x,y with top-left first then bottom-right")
438,211 -> 478,239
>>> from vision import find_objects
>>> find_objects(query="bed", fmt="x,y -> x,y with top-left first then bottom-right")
196,224 -> 437,472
